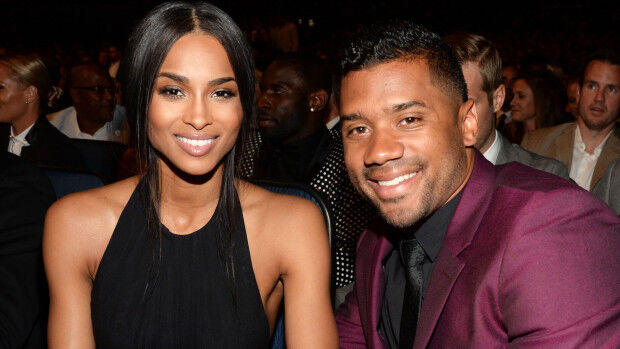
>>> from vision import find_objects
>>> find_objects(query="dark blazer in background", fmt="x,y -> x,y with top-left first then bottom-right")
495,132 -> 570,178
0,152 -> 56,348
593,158 -> 620,215
0,117 -> 88,171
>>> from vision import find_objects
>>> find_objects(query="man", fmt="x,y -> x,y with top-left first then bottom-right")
522,50 -> 619,191
239,55 -> 376,289
0,152 -> 56,348
335,21 -> 619,348
445,32 -> 569,178
47,62 -> 129,144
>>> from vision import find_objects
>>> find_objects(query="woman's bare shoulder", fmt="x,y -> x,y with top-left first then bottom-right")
44,176 -> 141,274
46,176 -> 140,228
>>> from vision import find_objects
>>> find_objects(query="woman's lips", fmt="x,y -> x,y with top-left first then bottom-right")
175,135 -> 217,156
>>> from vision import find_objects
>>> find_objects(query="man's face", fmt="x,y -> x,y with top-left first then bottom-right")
69,66 -> 115,125
578,60 -> 620,131
257,61 -> 309,143
565,81 -> 580,119
462,61 -> 502,152
340,59 -> 472,228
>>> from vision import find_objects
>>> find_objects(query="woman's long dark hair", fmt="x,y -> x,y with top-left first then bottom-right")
119,2 -> 256,296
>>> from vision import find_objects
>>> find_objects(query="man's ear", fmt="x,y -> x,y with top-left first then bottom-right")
492,84 -> 505,113
459,99 -> 478,147
308,89 -> 329,112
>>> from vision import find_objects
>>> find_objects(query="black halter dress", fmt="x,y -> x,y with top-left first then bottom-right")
91,179 -> 270,348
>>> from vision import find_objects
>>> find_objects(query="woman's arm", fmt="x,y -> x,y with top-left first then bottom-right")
278,198 -> 338,348
43,196 -> 99,348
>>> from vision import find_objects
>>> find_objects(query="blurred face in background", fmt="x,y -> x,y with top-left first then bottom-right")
510,79 -> 535,122
0,64 -> 28,124
565,81 -> 580,119
578,60 -> 619,132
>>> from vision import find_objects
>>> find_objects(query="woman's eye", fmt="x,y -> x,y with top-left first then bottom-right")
159,87 -> 184,99
212,89 -> 236,98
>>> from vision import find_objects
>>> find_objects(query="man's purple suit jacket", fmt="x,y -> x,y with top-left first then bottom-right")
336,152 -> 620,348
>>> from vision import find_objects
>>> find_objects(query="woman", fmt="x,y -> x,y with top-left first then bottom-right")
44,2 -> 337,347
510,69 -> 565,142
0,54 -> 86,169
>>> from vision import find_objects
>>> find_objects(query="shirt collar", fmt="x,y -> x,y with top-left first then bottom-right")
10,122 -> 35,144
403,190 -> 463,262
482,130 -> 501,165
574,125 -> 613,157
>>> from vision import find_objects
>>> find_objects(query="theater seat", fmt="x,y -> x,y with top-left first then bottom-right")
41,166 -> 105,199
70,139 -> 127,184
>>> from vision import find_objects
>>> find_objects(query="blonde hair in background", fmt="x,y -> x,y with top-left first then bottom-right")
0,54 -> 60,111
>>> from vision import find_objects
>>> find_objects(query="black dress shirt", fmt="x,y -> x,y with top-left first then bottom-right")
378,191 -> 462,348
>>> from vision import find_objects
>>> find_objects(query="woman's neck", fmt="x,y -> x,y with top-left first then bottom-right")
524,117 -> 537,132
12,109 -> 39,135
157,160 -> 225,234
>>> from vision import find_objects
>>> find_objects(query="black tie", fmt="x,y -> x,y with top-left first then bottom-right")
399,238 -> 425,349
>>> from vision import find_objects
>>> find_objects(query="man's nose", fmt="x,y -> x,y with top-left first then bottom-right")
257,92 -> 270,110
363,129 -> 404,166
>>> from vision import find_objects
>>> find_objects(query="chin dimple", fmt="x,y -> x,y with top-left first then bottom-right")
378,172 -> 417,186
176,136 -> 214,146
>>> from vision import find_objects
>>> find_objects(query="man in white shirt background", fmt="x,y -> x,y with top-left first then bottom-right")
522,49 -> 619,191
445,32 -> 569,178
47,62 -> 129,144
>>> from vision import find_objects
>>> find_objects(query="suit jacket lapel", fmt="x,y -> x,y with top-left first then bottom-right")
414,151 -> 496,349
553,124 -> 575,169
357,220 -> 394,348
591,128 -> 620,189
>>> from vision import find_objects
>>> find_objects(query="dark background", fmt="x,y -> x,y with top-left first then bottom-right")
0,0 -> 617,71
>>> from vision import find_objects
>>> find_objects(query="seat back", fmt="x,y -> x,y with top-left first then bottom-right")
70,139 -> 127,184
41,166 -> 105,199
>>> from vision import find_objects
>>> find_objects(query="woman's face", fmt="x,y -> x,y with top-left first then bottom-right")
0,64 -> 29,124
148,33 -> 243,177
510,79 -> 536,122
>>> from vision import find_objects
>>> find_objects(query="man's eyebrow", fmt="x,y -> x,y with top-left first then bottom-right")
388,100 -> 427,113
340,113 -> 362,122
158,73 -> 235,86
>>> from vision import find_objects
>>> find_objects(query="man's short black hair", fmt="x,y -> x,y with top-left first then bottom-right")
339,20 -> 467,106
580,48 -> 620,86
271,53 -> 332,95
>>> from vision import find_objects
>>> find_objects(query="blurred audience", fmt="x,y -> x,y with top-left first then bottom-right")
0,152 -> 56,348
239,54 -> 376,290
564,75 -> 581,119
509,69 -> 566,142
0,54 -> 87,170
445,32 -> 569,177
522,49 -> 619,191
47,62 -> 129,144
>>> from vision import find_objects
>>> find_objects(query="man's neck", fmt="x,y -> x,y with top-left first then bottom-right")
76,113 -> 106,136
576,119 -> 614,154
478,129 -> 497,154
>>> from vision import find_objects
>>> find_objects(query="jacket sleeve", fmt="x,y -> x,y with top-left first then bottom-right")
335,286 -> 367,348
499,189 -> 620,348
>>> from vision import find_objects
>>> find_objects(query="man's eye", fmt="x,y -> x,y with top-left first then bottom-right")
348,126 -> 367,135
608,86 -> 618,93
400,116 -> 419,126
